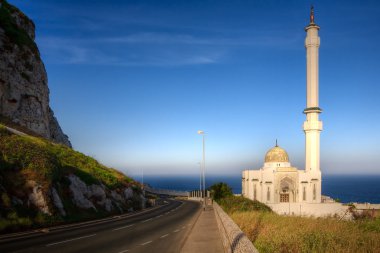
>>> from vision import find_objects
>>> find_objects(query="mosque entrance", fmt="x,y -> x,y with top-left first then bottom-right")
279,177 -> 295,203
280,194 -> 289,202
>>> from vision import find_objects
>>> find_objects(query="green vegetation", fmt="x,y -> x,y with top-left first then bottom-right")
0,124 -> 132,190
218,195 -> 272,213
209,182 -> 233,201
0,124 -> 137,233
0,0 -> 39,57
218,189 -> 380,253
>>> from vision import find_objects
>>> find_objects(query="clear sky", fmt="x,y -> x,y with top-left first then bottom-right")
8,0 -> 380,176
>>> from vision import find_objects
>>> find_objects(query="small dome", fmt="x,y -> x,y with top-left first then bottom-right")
265,145 -> 289,163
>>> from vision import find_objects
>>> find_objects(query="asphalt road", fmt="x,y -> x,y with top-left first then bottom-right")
0,199 -> 201,253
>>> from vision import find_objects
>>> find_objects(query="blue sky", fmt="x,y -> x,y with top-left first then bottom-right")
8,0 -> 380,176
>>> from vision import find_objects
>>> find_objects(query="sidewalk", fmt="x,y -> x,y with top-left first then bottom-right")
181,205 -> 225,253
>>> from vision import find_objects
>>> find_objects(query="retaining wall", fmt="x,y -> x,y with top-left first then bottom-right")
213,202 -> 259,253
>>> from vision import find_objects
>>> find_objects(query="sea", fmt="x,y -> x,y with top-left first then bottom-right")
143,174 -> 380,204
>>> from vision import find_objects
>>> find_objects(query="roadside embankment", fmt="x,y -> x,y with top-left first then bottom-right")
214,202 -> 259,253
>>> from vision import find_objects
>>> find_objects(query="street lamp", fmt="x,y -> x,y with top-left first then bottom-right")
198,162 -> 202,200
197,130 -> 206,210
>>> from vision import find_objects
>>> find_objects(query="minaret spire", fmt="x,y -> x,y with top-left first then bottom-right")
310,5 -> 315,24
275,139 -> 278,147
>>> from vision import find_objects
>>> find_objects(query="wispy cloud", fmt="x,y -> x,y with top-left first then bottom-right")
37,31 -> 299,66
37,35 -> 224,66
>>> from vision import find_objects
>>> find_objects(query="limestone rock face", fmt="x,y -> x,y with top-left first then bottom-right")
27,181 -> 51,215
51,187 -> 66,216
0,1 -> 71,147
67,174 -> 96,210
67,174 -> 116,212
124,187 -> 133,199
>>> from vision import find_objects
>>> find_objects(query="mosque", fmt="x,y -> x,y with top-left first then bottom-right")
242,8 -> 348,217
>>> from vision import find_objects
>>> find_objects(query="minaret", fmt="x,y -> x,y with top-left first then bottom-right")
303,6 -> 323,173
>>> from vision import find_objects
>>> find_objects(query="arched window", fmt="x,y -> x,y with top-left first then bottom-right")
313,184 -> 316,200
267,187 -> 270,201
303,186 -> 306,201
253,184 -> 257,200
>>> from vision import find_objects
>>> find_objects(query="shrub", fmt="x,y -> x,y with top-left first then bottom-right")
209,182 -> 233,201
218,195 -> 272,213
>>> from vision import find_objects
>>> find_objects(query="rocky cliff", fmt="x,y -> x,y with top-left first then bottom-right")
0,0 -> 71,147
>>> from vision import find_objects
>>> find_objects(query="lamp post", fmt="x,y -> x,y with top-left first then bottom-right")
198,162 -> 202,200
141,168 -> 145,210
197,130 -> 206,210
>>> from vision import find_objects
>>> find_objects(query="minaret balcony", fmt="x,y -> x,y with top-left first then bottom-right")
303,107 -> 322,114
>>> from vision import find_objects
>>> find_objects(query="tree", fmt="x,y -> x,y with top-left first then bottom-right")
209,182 -> 233,201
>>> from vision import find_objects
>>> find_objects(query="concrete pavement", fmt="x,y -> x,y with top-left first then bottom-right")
181,204 -> 225,253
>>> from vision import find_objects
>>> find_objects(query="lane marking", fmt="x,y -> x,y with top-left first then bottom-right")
113,224 -> 134,231
46,234 -> 97,247
160,234 -> 169,238
118,250 -> 129,253
173,229 -> 180,233
157,214 -> 163,218
141,218 -> 152,223
141,240 -> 152,246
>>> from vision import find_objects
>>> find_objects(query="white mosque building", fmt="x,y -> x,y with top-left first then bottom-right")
242,8 -> 348,217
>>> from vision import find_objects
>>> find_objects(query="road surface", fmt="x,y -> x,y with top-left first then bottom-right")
0,199 -> 201,253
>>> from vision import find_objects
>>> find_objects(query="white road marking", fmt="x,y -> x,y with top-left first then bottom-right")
157,214 -> 163,218
141,218 -> 152,223
173,229 -> 180,233
113,224 -> 134,231
182,226 -> 186,229
141,240 -> 152,245
46,234 -> 97,247
118,250 -> 129,253
160,234 -> 169,238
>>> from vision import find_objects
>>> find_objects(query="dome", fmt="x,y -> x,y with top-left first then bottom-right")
265,145 -> 289,163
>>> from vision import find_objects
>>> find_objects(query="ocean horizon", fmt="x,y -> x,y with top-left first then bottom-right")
141,174 -> 380,204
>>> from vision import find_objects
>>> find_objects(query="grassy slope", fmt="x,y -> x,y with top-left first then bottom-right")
218,196 -> 380,253
0,124 -> 138,232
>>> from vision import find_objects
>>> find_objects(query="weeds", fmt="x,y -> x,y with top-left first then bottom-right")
219,196 -> 380,253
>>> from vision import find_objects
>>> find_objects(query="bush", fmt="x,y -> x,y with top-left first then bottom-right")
209,182 -> 233,201
218,195 -> 272,213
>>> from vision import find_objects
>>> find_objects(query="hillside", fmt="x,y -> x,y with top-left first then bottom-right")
0,0 -> 71,146
0,125 -> 144,233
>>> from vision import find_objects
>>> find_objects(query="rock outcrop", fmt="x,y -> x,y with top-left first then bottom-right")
67,174 -> 97,211
27,180 -> 51,215
0,0 -> 71,147
51,187 -> 66,216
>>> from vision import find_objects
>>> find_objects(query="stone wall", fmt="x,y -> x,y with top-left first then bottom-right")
268,202 -> 350,219
213,202 -> 259,253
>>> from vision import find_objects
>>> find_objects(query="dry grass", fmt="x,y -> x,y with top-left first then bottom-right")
220,197 -> 380,253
